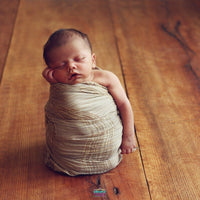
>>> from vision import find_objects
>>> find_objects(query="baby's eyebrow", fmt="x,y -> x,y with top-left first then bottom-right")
75,55 -> 85,58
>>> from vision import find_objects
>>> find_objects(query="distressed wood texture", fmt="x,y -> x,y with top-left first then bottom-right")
0,0 -> 149,200
110,0 -> 200,199
0,0 -> 200,199
0,0 -> 19,82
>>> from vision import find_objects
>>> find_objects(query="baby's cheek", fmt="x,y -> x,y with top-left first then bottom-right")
53,70 -> 68,83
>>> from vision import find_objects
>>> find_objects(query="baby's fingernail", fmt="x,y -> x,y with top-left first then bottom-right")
133,147 -> 138,151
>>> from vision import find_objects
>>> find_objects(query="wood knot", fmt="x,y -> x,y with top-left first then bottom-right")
113,187 -> 119,195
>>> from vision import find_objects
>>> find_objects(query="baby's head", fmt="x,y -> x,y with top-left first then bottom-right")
43,29 -> 96,84
43,29 -> 92,66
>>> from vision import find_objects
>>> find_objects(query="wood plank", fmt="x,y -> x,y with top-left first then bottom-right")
0,0 -> 149,199
110,0 -> 200,199
0,0 -> 19,82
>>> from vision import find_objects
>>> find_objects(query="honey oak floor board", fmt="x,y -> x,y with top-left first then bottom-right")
0,0 -> 20,82
0,0 -> 149,199
110,0 -> 200,199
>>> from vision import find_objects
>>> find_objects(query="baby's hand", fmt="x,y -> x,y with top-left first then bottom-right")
120,133 -> 137,154
42,67 -> 58,84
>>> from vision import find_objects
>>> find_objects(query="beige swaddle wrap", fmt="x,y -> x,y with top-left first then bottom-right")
44,82 -> 123,176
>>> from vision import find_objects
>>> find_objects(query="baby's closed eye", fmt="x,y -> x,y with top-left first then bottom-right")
74,56 -> 86,62
53,62 -> 67,70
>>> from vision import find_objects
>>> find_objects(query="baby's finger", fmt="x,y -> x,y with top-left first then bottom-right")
42,68 -> 57,84
47,70 -> 57,83
42,67 -> 50,79
132,147 -> 138,152
121,148 -> 130,154
121,148 -> 126,154
121,147 -> 138,154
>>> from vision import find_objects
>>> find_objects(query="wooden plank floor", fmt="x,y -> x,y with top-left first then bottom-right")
0,0 -> 19,82
0,0 -> 199,199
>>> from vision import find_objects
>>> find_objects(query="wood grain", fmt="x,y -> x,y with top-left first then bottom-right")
1,0 -> 200,199
110,0 -> 200,199
0,0 -> 149,199
0,0 -> 19,82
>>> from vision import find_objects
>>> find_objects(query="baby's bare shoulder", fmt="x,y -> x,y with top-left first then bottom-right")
93,69 -> 117,87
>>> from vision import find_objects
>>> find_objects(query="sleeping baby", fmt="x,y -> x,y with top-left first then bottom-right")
42,28 -> 137,176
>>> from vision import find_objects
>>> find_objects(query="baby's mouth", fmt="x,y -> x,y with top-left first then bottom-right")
68,73 -> 80,80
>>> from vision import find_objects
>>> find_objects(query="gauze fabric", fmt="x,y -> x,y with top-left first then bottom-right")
44,82 -> 122,176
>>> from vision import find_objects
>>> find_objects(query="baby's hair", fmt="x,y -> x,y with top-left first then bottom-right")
43,28 -> 92,65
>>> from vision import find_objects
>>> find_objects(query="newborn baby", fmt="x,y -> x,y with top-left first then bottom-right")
43,28 -> 137,176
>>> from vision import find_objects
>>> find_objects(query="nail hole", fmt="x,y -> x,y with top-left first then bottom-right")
97,176 -> 101,186
113,187 -> 119,195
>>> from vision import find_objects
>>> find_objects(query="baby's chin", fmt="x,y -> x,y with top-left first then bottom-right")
60,78 -> 85,85
55,75 -> 92,85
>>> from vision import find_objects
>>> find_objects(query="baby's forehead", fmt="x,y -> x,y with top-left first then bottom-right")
67,35 -> 84,43
67,36 -> 91,51
68,35 -> 87,43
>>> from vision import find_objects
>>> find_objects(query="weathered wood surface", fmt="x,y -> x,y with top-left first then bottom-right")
0,0 -> 200,199
0,0 -> 19,82
110,0 -> 200,199
0,0 -> 149,200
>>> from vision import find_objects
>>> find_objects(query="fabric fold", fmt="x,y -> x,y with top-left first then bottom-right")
44,82 -> 123,176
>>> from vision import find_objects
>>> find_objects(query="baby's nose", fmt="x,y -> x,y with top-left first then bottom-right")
68,61 -> 76,71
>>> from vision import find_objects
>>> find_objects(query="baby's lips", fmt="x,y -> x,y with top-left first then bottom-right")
68,73 -> 77,80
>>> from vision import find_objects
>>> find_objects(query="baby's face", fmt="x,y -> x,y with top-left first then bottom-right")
47,37 -> 96,84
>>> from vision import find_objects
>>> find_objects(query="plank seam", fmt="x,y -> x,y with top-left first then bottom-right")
108,1 -> 152,199
136,129 -> 153,200
0,0 -> 21,84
